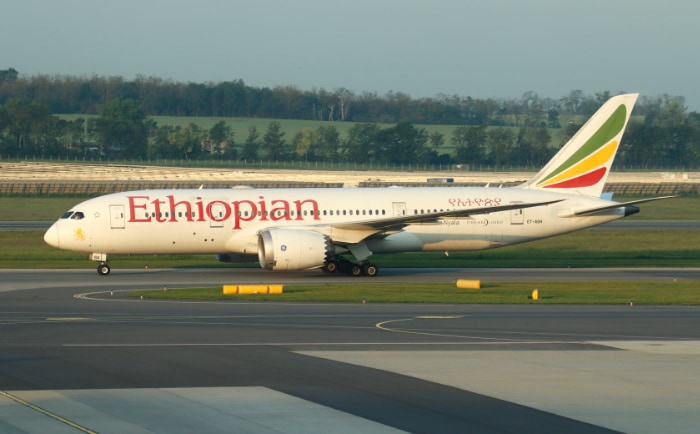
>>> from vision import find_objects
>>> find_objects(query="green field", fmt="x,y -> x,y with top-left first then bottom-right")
2,226 -> 698,270
130,281 -> 700,305
57,114 -> 569,151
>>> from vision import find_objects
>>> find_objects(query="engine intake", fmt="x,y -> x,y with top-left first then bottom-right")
258,229 -> 332,270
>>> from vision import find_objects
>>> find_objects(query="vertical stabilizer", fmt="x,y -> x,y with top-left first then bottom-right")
520,93 -> 638,197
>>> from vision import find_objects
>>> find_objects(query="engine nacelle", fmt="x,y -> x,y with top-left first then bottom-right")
258,229 -> 332,271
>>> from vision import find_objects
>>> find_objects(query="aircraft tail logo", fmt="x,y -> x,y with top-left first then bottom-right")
522,93 -> 638,197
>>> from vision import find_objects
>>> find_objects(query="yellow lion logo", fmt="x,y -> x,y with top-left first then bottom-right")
74,228 -> 86,241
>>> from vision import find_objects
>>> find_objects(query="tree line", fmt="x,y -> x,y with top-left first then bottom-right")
0,69 -> 699,168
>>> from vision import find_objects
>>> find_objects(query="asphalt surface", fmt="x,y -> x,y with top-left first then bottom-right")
2,267 -> 699,292
1,269 -> 700,434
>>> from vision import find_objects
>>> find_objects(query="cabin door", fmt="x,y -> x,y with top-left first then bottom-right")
209,202 -> 226,228
392,202 -> 406,216
110,205 -> 125,229
510,202 -> 524,225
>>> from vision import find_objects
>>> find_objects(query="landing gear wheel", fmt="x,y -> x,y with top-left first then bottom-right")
362,263 -> 379,277
348,264 -> 362,277
322,261 -> 338,273
338,258 -> 352,274
97,263 -> 111,276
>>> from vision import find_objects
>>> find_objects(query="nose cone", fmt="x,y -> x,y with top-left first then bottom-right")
44,222 -> 60,248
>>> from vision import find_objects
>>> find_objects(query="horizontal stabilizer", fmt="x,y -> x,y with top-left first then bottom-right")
558,196 -> 675,218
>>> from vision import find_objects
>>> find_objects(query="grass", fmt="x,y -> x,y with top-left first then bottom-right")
58,114 -> 462,152
129,281 -> 700,305
369,228 -> 700,268
2,228 -> 698,269
0,197 -> 89,220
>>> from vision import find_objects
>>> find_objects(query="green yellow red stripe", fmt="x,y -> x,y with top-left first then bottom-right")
537,103 -> 627,188
537,141 -> 618,187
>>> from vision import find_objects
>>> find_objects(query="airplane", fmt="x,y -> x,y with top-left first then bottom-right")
44,93 -> 671,276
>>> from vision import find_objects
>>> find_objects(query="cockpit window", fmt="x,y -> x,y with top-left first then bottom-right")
61,211 -> 84,220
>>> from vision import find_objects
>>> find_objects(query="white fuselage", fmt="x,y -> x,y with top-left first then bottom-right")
44,187 -> 625,258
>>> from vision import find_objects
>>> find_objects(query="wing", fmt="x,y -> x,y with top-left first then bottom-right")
325,199 -> 563,244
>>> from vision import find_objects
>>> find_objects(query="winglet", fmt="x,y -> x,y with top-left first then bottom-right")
521,93 -> 638,197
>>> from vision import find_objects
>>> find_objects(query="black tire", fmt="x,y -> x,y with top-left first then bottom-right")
349,264 -> 362,277
97,263 -> 111,276
323,261 -> 338,273
362,263 -> 379,277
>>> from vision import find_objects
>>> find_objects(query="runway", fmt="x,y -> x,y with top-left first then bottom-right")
2,267 -> 699,292
1,269 -> 700,434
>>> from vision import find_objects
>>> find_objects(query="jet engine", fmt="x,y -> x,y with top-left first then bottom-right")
258,229 -> 333,271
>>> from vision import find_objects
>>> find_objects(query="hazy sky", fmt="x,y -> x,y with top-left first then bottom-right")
4,0 -> 700,110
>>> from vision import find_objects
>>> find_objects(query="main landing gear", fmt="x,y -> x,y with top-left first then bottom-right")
322,257 -> 379,277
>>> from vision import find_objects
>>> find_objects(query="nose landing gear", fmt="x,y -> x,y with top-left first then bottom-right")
97,263 -> 111,276
91,253 -> 110,276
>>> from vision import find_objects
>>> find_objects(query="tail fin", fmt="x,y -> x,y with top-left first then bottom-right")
520,93 -> 638,197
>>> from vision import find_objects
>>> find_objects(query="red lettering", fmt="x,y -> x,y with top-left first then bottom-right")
127,196 -> 151,222
167,195 -> 193,222
270,199 -> 291,221
232,200 -> 257,229
294,199 -> 320,221
151,198 -> 167,222
195,197 -> 205,222
126,195 -> 322,229
206,200 -> 231,222
258,196 -> 268,221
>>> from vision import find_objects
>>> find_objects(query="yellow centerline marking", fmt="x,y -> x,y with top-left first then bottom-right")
1,390 -> 98,434
46,317 -> 94,322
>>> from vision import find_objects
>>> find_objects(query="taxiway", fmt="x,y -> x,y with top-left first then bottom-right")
1,268 -> 699,434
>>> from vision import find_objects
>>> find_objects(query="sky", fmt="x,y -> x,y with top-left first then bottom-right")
3,0 -> 700,110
